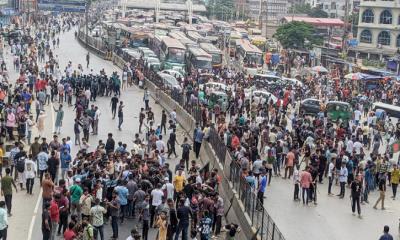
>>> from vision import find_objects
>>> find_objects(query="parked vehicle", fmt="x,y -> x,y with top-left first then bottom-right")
299,98 -> 322,115
326,101 -> 352,122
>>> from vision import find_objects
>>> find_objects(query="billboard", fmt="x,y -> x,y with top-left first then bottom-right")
38,0 -> 87,12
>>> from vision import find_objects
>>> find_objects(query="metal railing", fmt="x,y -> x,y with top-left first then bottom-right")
228,158 -> 285,240
78,39 -> 285,240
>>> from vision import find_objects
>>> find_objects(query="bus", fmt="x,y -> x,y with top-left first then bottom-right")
187,30 -> 204,43
200,42 -> 223,69
168,31 -> 198,48
186,46 -> 212,73
160,37 -> 186,73
235,39 -> 263,76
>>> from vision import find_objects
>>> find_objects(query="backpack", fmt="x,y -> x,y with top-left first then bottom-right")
16,157 -> 26,172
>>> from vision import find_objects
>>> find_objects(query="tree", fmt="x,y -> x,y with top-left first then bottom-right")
206,0 -> 236,20
289,3 -> 328,18
308,8 -> 329,18
273,21 -> 323,49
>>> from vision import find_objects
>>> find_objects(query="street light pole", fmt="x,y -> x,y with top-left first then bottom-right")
85,0 -> 90,47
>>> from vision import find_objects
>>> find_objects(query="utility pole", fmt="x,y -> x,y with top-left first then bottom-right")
342,0 -> 349,55
155,0 -> 160,23
85,0 -> 90,47
187,0 -> 193,25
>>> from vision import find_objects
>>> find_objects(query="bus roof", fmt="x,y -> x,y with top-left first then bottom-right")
188,46 -> 212,58
199,42 -> 222,54
162,36 -> 186,50
187,31 -> 203,42
236,39 -> 262,54
373,102 -> 400,112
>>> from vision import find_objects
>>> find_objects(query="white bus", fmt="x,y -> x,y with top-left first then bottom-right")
200,42 -> 223,69
160,36 -> 186,73
186,46 -> 212,73
168,31 -> 198,48
235,39 -> 263,76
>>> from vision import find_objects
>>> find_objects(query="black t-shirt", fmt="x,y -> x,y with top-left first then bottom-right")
111,97 -> 118,107
41,210 -> 51,232
225,224 -> 239,237
350,181 -> 361,198
47,157 -> 59,173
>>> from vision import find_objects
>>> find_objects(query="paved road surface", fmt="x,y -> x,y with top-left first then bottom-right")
6,27 -> 189,240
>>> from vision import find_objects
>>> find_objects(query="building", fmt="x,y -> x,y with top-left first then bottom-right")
243,0 -> 287,37
305,0 -> 353,19
281,16 -> 345,36
353,0 -> 400,59
126,0 -> 207,13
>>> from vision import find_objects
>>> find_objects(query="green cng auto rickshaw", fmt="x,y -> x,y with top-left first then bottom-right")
326,101 -> 352,122
208,91 -> 228,112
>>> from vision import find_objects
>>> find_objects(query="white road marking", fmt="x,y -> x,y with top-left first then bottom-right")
27,101 -> 55,240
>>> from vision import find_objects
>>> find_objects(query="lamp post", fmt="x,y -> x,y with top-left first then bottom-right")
85,0 -> 91,47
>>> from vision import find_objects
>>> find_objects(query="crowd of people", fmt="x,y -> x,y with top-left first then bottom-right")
0,11 -> 244,240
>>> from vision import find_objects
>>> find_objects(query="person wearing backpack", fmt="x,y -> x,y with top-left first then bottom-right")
16,152 -> 27,191
181,137 -> 192,171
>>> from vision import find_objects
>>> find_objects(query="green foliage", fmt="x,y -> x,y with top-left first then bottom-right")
289,3 -> 328,18
206,0 -> 236,20
273,21 -> 322,49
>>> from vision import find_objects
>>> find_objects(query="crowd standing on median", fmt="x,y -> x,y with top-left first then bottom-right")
0,13 -> 243,240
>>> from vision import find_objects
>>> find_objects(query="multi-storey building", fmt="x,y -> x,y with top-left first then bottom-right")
305,0 -> 352,18
354,0 -> 400,59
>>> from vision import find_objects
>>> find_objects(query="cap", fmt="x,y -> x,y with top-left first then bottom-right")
75,178 -> 81,183
164,177 -> 169,181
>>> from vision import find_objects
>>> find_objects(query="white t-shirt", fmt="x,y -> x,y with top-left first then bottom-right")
156,140 -> 166,153
353,141 -> 363,154
150,189 -> 164,207
354,110 -> 361,121
162,183 -> 174,200
24,159 -> 37,179
328,162 -> 335,177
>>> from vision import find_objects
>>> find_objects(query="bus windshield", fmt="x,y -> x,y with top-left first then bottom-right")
211,53 -> 222,65
167,48 -> 185,64
193,58 -> 212,69
246,53 -> 262,65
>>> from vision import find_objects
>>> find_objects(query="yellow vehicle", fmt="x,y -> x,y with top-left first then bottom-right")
250,36 -> 267,51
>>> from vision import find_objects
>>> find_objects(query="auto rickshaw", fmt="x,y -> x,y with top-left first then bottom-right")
208,91 -> 228,112
326,101 -> 352,122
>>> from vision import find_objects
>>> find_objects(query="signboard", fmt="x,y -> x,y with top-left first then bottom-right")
38,0 -> 86,12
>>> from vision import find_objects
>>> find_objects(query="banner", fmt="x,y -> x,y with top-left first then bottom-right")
38,0 -> 86,12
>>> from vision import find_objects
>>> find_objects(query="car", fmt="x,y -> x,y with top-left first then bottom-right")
299,98 -> 322,116
245,90 -> 278,105
157,72 -> 182,91
160,69 -> 184,80
199,82 -> 227,92
146,57 -> 161,71
281,77 -> 304,88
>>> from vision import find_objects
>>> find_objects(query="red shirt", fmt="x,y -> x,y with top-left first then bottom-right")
49,200 -> 59,222
64,229 -> 76,240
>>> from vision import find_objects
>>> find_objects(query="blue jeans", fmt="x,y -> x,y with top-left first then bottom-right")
94,225 -> 104,240
174,222 -> 189,240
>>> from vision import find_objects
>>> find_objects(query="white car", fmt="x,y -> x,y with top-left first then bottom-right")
245,89 -> 278,105
281,77 -> 304,87
199,82 -> 227,92
160,69 -> 184,80
157,72 -> 182,91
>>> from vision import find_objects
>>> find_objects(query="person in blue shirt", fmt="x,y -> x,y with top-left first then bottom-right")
114,180 -> 129,223
194,127 -> 204,159
199,210 -> 213,240
60,138 -> 70,153
257,170 -> 268,210
60,148 -> 71,180
379,225 -> 393,240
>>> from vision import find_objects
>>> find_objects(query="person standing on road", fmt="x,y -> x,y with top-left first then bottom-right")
168,129 -> 177,159
143,88 -> 150,110
0,201 -> 8,240
193,127 -> 204,159
90,198 -> 107,240
1,168 -> 17,217
110,94 -> 118,119
350,176 -> 362,218
114,180 -> 129,224
174,199 -> 191,240
338,162 -> 348,199
70,178 -> 83,219
257,170 -> 267,210
53,104 -> 64,135
107,190 -> 120,240
390,164 -> 400,199
86,52 -> 90,68
118,101 -> 124,131
42,202 -> 52,240
161,110 -> 167,135
300,166 -> 312,205
93,106 -> 101,135
24,155 -> 36,195
379,225 -> 394,240
49,195 -> 60,240
374,175 -> 386,210
139,108 -> 145,133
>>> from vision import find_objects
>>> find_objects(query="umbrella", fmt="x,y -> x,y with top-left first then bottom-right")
344,72 -> 381,80
311,66 -> 328,73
